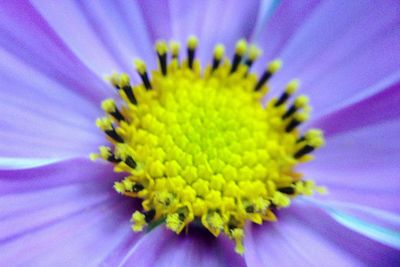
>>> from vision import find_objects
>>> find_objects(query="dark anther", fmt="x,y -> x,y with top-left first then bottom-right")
274,92 -> 290,107
212,57 -> 221,71
285,118 -> 302,133
107,154 -> 121,163
178,213 -> 185,221
139,72 -> 152,90
144,209 -> 156,223
245,206 -> 255,213
277,187 -> 295,195
122,85 -> 137,105
125,156 -> 137,169
244,58 -> 254,69
110,108 -> 125,122
157,53 -> 167,76
296,136 -> 306,143
188,48 -> 195,69
230,53 -> 242,74
254,71 -> 273,91
282,105 -> 297,119
294,145 -> 315,159
105,128 -> 124,143
132,183 -> 144,192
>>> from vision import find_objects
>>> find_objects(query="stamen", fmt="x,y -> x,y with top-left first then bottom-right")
170,41 -> 180,60
155,40 -> 168,76
134,59 -> 152,90
101,99 -> 125,121
212,44 -> 225,71
244,45 -> 261,69
230,39 -> 247,73
96,118 -> 124,142
277,186 -> 295,195
285,112 -> 309,132
282,95 -> 309,119
187,36 -> 198,69
275,79 -> 299,107
294,131 -> 325,158
254,59 -> 282,91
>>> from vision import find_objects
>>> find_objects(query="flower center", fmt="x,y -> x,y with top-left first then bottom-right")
91,36 -> 325,254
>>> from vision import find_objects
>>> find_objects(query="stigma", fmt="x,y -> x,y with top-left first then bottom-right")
91,36 -> 326,254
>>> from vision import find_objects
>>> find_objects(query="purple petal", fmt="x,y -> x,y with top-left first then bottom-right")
120,226 -> 246,267
31,0 -> 156,79
0,47 -> 106,159
0,158 -> 141,266
30,0 -> 124,77
0,1 -> 111,103
263,0 -> 400,115
244,203 -> 399,267
304,198 -> 400,249
136,0 -> 172,42
310,75 -> 400,137
302,119 -> 400,214
252,0 -> 321,62
0,158 -> 117,194
167,0 -> 262,65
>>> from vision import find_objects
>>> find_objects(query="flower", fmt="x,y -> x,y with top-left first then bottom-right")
0,0 -> 399,266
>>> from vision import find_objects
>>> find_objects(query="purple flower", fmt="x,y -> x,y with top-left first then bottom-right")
0,0 -> 399,266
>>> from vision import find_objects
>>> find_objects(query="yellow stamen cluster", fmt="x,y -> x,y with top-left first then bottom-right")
91,37 -> 325,254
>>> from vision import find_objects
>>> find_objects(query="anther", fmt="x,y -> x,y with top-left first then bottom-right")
254,59 -> 282,91
285,112 -> 309,132
117,74 -> 138,104
296,129 -> 322,143
96,118 -> 124,143
99,146 -> 121,163
244,45 -> 261,69
144,209 -> 156,223
132,183 -> 144,192
212,44 -> 225,71
155,40 -> 168,76
105,127 -> 124,143
294,131 -> 325,158
282,95 -> 309,119
294,145 -> 315,159
245,205 -> 255,213
101,99 -> 125,121
230,39 -> 247,74
134,59 -> 152,90
277,187 -> 295,195
187,36 -> 198,69
275,79 -> 299,107
125,155 -> 137,169
170,41 -> 180,59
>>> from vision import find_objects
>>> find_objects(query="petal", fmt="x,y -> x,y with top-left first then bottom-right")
244,203 -> 399,267
264,0 -> 400,114
310,74 -> 400,136
302,120 -> 400,214
0,158 -> 141,266
253,0 -> 322,62
0,1 -> 111,103
0,158 -> 117,194
31,0 -> 156,78
167,0 -> 262,65
30,0 -> 123,77
305,198 -> 400,249
0,48 -> 106,159
119,226 -> 246,267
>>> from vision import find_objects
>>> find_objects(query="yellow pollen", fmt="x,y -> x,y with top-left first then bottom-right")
92,36 -> 326,255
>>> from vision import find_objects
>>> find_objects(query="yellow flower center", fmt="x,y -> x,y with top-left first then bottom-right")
91,36 -> 326,254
